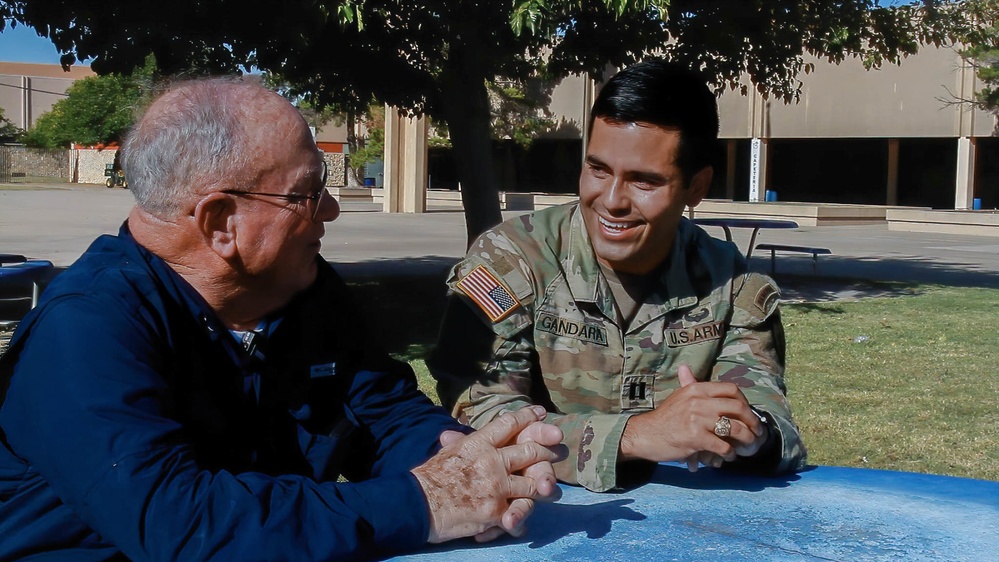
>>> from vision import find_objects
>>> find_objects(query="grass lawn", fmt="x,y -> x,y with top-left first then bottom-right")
781,286 -> 998,481
380,283 -> 998,481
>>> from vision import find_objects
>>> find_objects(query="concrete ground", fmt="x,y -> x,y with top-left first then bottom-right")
3,182 -> 998,301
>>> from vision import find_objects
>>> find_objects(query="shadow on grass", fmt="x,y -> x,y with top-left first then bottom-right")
782,303 -> 847,315
751,253 -> 999,291
775,275 -> 922,305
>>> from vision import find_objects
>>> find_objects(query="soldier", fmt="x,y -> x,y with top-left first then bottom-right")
431,60 -> 806,492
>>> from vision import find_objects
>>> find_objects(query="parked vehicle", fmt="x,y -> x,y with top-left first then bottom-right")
104,163 -> 127,189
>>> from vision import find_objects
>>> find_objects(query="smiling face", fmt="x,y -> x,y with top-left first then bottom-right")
579,118 -> 711,275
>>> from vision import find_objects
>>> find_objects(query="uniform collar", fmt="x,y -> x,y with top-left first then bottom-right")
565,206 -> 616,319
563,209 -> 701,328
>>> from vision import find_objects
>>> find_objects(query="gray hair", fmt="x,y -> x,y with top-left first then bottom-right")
121,77 -> 254,217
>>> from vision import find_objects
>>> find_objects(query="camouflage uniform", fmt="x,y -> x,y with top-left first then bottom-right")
431,203 -> 807,492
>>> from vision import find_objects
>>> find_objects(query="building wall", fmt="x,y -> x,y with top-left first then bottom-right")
322,152 -> 347,187
0,62 -> 95,129
542,47 -> 996,141
0,146 -> 68,181
720,47 -> 996,139
75,148 -> 116,185
545,73 -> 590,139
315,120 -> 348,144
14,146 -> 68,179
541,46 -> 997,209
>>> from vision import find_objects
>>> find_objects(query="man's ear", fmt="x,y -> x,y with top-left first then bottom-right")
193,193 -> 238,260
685,166 -> 713,209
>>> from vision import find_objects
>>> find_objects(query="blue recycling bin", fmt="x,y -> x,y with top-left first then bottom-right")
363,177 -> 376,187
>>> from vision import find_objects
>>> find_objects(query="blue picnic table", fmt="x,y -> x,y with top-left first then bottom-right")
396,464 -> 998,561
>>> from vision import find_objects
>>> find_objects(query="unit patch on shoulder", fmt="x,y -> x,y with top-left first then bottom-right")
754,283 -> 780,315
456,265 -> 521,322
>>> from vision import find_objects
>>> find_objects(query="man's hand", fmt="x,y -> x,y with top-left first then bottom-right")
412,406 -> 565,544
619,365 -> 766,470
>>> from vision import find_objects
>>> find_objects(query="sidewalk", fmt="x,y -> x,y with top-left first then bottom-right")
3,182 -> 998,295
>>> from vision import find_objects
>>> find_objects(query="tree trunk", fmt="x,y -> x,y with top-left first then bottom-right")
440,59 -> 503,245
345,111 -> 362,188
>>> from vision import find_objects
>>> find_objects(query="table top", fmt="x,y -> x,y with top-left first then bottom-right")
397,465 -> 998,561
693,217 -> 800,230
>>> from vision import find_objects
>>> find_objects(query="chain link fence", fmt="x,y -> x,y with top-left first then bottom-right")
0,145 -> 70,184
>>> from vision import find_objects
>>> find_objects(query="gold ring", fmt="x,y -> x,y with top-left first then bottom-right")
714,416 -> 732,437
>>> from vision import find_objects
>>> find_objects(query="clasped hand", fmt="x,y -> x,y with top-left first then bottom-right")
411,405 -> 567,544
619,364 -> 767,471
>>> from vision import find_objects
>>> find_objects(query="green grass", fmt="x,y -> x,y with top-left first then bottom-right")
385,284 -> 998,481
781,286 -> 999,480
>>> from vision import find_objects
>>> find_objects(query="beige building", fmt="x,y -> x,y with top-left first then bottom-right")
0,62 -> 96,129
524,46 -> 997,211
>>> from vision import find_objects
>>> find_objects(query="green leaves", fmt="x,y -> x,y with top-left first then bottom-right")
955,0 -> 999,112
510,0 -> 546,35
510,1 -> 669,36
337,0 -> 365,30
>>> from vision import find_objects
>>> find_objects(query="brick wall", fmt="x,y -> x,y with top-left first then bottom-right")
323,152 -> 347,188
0,146 -> 69,181
75,148 -> 117,185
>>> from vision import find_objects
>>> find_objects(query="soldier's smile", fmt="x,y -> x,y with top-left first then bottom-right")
597,216 -> 642,236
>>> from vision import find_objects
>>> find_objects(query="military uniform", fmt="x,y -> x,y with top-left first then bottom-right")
431,203 -> 806,492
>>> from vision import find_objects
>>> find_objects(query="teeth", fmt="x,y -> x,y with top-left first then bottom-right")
598,216 -> 636,231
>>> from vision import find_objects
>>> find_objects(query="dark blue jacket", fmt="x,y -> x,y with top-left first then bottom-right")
0,227 -> 464,561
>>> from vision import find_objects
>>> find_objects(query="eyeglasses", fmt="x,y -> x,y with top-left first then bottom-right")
221,162 -> 329,220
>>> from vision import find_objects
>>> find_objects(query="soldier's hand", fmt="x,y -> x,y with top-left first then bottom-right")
619,365 -> 765,466
412,406 -> 565,544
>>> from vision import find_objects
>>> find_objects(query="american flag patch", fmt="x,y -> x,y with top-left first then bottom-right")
456,265 -> 520,322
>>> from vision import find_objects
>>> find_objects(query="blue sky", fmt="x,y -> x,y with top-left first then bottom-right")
0,23 -> 89,66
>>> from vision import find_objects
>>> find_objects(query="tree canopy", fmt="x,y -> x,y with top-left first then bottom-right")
956,0 -> 999,113
0,0 -> 972,240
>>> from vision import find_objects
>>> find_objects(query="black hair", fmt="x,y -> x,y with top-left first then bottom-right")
589,59 -> 719,183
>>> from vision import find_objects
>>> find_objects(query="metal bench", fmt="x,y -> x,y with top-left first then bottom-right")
1,254 -> 54,309
754,243 -> 831,275
0,255 -> 54,358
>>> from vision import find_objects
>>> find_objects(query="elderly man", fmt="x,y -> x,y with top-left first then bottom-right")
0,79 -> 562,560
431,60 -> 806,493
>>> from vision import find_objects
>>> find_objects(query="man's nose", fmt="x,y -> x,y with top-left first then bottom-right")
316,189 -> 341,223
602,178 -> 629,212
